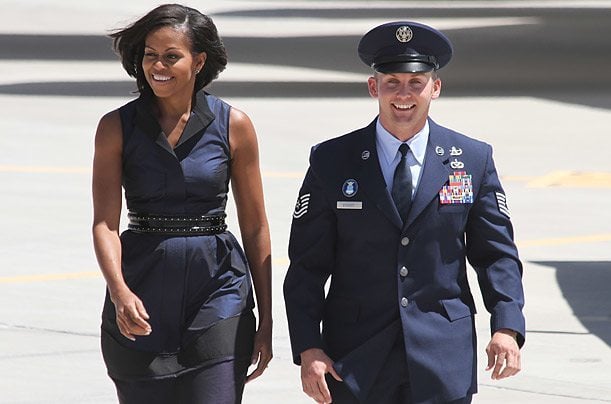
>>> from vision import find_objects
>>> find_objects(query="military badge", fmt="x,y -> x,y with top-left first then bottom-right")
342,179 -> 358,198
450,146 -> 463,156
495,192 -> 511,218
361,150 -> 370,160
450,159 -> 465,169
293,193 -> 310,219
396,26 -> 413,43
435,146 -> 445,156
439,171 -> 473,204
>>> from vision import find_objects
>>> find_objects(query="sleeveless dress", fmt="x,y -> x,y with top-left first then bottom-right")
101,90 -> 255,381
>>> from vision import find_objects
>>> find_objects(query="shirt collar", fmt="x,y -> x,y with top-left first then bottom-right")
375,118 -> 429,166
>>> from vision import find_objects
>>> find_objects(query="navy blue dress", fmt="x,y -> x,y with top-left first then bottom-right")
101,90 -> 255,381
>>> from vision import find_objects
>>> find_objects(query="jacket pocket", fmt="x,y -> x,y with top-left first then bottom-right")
440,297 -> 474,321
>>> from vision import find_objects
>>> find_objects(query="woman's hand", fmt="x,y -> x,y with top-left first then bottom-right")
93,110 -> 151,342
228,107 -> 273,383
246,321 -> 273,382
111,287 -> 152,341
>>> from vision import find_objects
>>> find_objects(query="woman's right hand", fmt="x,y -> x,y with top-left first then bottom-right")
93,110 -> 150,342
111,287 -> 152,341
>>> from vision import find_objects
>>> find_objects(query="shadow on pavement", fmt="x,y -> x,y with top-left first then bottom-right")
3,81 -> 611,112
1,6 -> 610,108
532,261 -> 611,348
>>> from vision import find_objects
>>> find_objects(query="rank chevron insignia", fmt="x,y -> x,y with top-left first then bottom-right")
293,193 -> 311,219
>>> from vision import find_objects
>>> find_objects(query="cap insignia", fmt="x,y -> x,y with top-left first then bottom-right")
396,26 -> 413,43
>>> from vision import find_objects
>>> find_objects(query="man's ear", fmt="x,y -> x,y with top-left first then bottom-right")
367,76 -> 378,98
431,77 -> 442,100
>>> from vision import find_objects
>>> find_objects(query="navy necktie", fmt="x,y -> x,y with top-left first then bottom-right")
391,143 -> 412,224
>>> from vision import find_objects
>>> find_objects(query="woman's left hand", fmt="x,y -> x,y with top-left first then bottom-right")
246,322 -> 273,382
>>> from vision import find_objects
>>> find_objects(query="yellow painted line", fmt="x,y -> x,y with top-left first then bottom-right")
527,171 -> 611,188
1,258 -> 290,284
274,257 -> 290,266
501,175 -> 534,182
0,165 -> 90,174
518,233 -> 611,248
1,231 -> 609,285
3,165 -> 609,188
4,165 -> 608,187
1,165 -> 303,179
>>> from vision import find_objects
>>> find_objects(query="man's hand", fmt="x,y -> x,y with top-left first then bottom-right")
485,328 -> 521,380
300,348 -> 343,404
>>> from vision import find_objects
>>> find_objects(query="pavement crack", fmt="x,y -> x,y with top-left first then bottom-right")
526,329 -> 591,335
481,384 -> 611,402
0,349 -> 99,360
0,322 -> 99,337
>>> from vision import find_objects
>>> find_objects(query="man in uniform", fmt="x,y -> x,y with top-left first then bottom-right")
283,21 -> 525,404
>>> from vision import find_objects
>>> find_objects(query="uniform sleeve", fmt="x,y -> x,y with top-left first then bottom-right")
283,154 -> 337,364
466,145 -> 526,347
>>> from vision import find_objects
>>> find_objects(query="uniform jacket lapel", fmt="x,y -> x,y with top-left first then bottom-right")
405,119 -> 452,229
356,120 -> 403,230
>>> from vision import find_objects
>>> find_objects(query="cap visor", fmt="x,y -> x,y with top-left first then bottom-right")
375,61 -> 434,73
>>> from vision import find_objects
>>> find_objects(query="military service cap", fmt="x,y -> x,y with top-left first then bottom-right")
358,21 -> 453,73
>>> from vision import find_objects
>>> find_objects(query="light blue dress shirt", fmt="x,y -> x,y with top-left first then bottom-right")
375,118 -> 429,199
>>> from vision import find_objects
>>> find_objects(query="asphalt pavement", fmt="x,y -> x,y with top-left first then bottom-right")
1,1 -> 610,403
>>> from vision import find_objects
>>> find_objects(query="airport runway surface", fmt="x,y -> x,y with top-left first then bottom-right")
0,1 -> 610,403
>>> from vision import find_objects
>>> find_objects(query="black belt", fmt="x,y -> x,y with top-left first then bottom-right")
127,212 -> 227,235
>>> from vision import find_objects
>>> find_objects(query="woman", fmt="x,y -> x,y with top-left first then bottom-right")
92,4 -> 272,403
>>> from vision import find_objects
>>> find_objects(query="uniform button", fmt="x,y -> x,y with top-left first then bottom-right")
400,297 -> 409,307
401,237 -> 410,246
400,266 -> 408,277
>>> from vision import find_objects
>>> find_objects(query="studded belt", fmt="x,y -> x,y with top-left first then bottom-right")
127,212 -> 227,236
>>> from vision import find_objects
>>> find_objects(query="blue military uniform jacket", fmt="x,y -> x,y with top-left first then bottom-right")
283,117 -> 525,404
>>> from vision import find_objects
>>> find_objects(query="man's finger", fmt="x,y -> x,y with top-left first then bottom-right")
328,365 -> 343,382
318,378 -> 332,403
304,378 -> 329,403
492,352 -> 506,379
306,381 -> 324,403
485,347 -> 495,371
498,351 -> 520,379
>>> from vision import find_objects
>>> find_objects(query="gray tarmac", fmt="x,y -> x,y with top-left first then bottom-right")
1,1 -> 610,403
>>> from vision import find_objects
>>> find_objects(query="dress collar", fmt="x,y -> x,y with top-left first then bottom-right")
134,89 -> 216,153
375,118 -> 429,165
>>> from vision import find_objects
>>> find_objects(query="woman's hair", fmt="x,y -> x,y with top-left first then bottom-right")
110,4 -> 227,95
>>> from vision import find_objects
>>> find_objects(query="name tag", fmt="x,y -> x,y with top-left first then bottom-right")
337,201 -> 363,210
